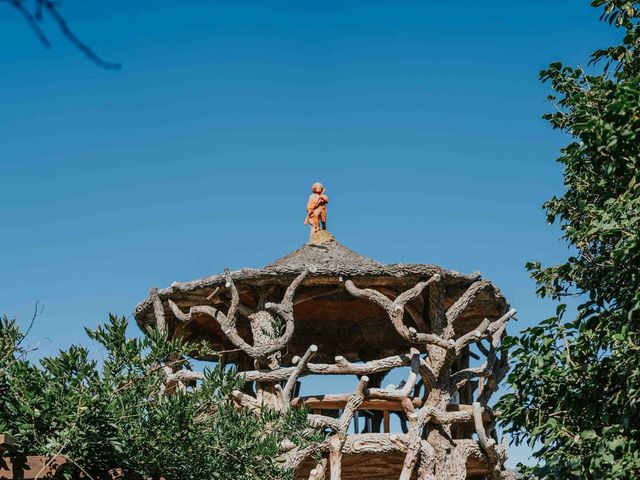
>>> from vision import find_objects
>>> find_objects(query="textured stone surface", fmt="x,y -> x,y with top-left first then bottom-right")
295,438 -> 495,479
133,233 -> 514,479
308,229 -> 336,245
134,236 -> 508,364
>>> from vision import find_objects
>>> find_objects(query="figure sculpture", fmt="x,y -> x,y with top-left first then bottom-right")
304,182 -> 329,234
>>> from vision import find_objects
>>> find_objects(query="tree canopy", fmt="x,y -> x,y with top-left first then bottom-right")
0,314 -> 318,479
498,1 -> 640,478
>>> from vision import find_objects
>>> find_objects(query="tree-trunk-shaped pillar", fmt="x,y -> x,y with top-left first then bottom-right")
135,235 -> 516,479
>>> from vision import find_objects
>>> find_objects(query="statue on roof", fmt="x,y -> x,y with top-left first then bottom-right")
304,182 -> 329,234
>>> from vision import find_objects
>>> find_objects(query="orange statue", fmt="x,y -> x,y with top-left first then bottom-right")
304,182 -> 329,233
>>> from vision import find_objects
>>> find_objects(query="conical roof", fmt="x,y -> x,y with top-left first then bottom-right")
264,235 -> 384,274
134,233 -> 508,364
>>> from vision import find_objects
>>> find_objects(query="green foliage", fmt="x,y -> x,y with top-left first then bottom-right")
497,1 -> 640,479
0,314 -> 317,479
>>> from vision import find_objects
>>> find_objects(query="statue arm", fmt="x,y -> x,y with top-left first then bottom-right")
307,195 -> 318,214
306,193 -> 328,214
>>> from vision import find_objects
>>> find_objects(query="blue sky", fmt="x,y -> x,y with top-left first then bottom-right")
0,0 -> 620,467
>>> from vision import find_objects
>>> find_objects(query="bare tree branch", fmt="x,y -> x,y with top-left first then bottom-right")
3,0 -> 51,47
282,344 -> 317,407
3,0 -> 121,69
343,275 -> 451,349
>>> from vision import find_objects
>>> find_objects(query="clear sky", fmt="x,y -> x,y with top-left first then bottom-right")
0,0 -> 620,468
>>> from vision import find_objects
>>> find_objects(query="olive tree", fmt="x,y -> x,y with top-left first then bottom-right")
0,314 -> 318,479
497,1 -> 640,478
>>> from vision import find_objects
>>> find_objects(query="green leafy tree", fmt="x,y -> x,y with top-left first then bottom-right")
0,314 -> 318,479
497,1 -> 640,479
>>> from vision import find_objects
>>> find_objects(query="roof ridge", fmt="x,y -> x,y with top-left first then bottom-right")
263,236 -> 383,270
